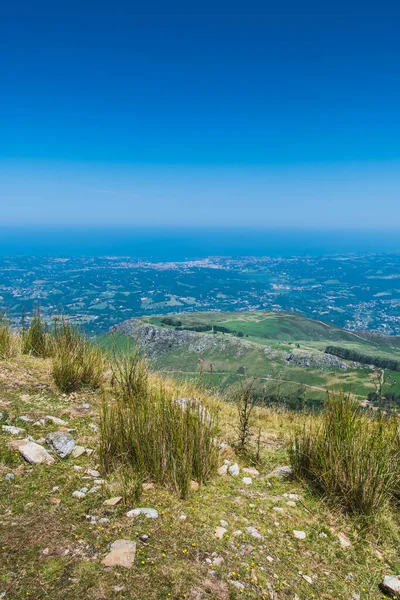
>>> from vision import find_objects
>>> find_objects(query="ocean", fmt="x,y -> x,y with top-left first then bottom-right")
0,227 -> 399,259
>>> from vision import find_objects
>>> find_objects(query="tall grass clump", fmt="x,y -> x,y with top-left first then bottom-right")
290,391 -> 400,516
22,310 -> 52,357
52,319 -> 104,393
0,314 -> 19,359
100,349 -> 219,498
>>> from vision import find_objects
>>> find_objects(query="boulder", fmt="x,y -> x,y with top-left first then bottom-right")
10,440 -> 54,465
266,465 -> 293,479
101,539 -> 136,568
46,431 -> 75,458
126,508 -> 158,519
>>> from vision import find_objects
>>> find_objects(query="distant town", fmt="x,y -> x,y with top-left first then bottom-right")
1,253 -> 399,335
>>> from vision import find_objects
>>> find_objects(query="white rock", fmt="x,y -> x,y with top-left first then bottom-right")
33,419 -> 46,426
266,465 -> 293,479
286,501 -> 296,507
212,556 -> 224,566
232,530 -> 243,537
266,555 -> 274,563
246,526 -> 262,539
101,539 -> 136,568
85,468 -> 100,477
293,530 -> 307,540
18,416 -> 33,423
242,477 -> 252,485
45,415 -> 67,425
273,506 -> 285,513
126,508 -> 158,518
88,486 -> 101,494
214,526 -> 227,539
338,533 -> 352,548
220,519 -> 228,527
89,423 -> 98,432
179,514 -> 187,520
228,463 -> 240,477
303,575 -> 313,584
2,425 -> 25,435
10,440 -> 54,465
230,581 -> 245,590
72,491 -> 86,499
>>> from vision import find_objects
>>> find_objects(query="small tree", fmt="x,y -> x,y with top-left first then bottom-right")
233,382 -> 258,454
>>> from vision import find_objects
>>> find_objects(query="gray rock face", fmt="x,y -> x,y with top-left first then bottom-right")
46,431 -> 75,458
10,440 -> 54,465
101,539 -> 136,568
380,575 -> 400,597
285,351 -> 348,370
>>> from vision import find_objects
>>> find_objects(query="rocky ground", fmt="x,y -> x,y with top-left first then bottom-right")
0,355 -> 399,599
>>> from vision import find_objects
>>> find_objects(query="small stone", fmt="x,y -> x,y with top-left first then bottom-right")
5,473 -> 15,481
179,514 -> 187,520
86,469 -> 100,478
18,415 -> 33,423
104,497 -> 122,506
71,446 -> 86,458
190,480 -> 199,491
230,581 -> 245,590
286,501 -> 296,507
220,519 -> 228,527
246,526 -> 262,539
242,476 -> 252,485
85,448 -> 94,455
2,425 -> 25,435
273,506 -> 285,513
212,556 -> 224,566
45,415 -> 67,426
94,479 -> 105,485
266,465 -> 293,479
46,431 -> 75,458
82,403 -> 90,409
99,518 -> 110,523
228,463 -> 240,477
293,530 -> 307,540
139,534 -> 149,543
33,419 -> 46,426
338,533 -> 352,548
89,423 -> 98,432
73,465 -> 83,471
232,530 -> 242,537
242,467 -> 260,476
142,482 -> 154,490
72,491 -> 86,499
214,526 -> 227,539
50,498 -> 61,505
88,486 -> 100,494
283,493 -> 299,500
266,555 -> 274,563
10,440 -> 54,465
303,575 -> 313,584
218,464 -> 228,476
101,539 -> 136,568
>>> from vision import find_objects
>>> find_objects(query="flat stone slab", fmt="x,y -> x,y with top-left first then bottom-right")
71,445 -> 86,458
126,508 -> 158,519
101,539 -> 136,568
46,431 -> 75,458
104,497 -> 122,506
45,415 -> 67,426
2,425 -> 26,435
10,440 -> 54,465
380,575 -> 400,597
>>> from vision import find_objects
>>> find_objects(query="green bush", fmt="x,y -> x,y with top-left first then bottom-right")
52,319 -> 104,393
290,391 -> 400,516
22,310 -> 52,358
0,315 -> 19,359
100,350 -> 219,498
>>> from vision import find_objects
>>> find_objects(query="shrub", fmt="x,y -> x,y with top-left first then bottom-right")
22,310 -> 52,358
100,350 -> 219,498
290,391 -> 400,516
52,319 -> 104,393
0,315 -> 19,359
233,382 -> 258,454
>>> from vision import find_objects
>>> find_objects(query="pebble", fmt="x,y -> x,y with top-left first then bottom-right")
71,446 -> 86,459
266,465 -> 293,479
218,464 -> 228,475
5,473 -> 15,481
45,431 -> 75,458
293,530 -> 307,540
303,575 -> 313,584
242,477 -> 252,485
242,467 -> 260,476
246,526 -> 262,539
72,491 -> 86,499
338,533 -> 352,548
86,469 -> 100,478
220,519 -> 228,527
104,497 -> 122,506
214,526 -> 227,540
45,415 -> 67,426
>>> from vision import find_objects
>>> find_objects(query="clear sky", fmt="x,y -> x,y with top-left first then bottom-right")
1,1 -> 400,228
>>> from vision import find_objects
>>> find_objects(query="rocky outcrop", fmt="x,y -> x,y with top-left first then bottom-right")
285,351 -> 348,370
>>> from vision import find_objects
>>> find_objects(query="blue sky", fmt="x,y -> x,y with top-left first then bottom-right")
1,1 -> 400,228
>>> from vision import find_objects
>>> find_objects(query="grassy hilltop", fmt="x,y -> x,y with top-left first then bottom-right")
105,311 -> 400,405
